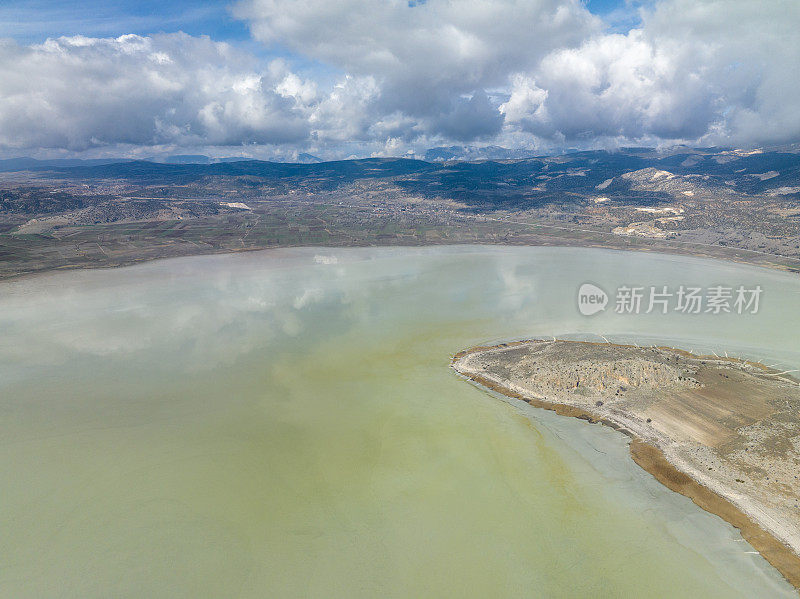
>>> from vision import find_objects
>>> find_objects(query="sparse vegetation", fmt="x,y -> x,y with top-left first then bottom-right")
1,147 -> 799,279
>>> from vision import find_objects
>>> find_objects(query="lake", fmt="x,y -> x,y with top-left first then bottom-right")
1,246 -> 798,597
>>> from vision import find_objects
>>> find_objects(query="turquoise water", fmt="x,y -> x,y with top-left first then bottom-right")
0,246 -> 797,597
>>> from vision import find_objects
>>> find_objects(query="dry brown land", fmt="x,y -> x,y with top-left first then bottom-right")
2,202 -> 799,282
452,339 -> 800,590
2,150 -> 800,281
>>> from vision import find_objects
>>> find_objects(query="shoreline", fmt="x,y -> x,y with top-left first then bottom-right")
1,236 -> 798,284
451,340 -> 800,591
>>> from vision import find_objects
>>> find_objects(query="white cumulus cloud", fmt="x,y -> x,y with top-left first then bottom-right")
501,0 -> 800,147
0,33 -> 310,151
234,0 -> 599,142
1,0 -> 798,156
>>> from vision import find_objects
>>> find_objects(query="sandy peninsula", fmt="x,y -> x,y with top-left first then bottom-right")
452,339 -> 800,590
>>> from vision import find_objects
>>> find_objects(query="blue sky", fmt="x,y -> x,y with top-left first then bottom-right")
1,0 -> 641,44
586,0 -> 650,31
0,0 -> 249,44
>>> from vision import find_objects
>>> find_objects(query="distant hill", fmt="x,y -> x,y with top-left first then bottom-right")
159,155 -> 213,164
0,157 -> 136,172
297,153 -> 323,164
424,145 -> 539,162
3,147 -> 798,208
396,147 -> 800,208
0,153 -> 330,171
33,157 -> 440,186
155,155 -> 261,164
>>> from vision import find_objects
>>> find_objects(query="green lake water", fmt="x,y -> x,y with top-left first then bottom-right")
1,245 -> 798,597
